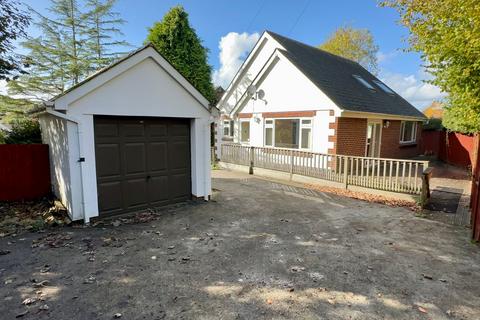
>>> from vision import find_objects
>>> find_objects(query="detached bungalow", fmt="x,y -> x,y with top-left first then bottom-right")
216,31 -> 426,159
39,44 -> 214,222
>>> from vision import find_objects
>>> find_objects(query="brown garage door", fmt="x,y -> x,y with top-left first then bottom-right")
94,116 -> 191,216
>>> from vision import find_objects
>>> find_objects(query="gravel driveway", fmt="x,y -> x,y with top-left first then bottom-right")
1,169 -> 479,319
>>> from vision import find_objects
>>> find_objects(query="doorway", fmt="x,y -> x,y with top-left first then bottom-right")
365,121 -> 382,158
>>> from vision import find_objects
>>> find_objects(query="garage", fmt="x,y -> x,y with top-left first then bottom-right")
38,44 -> 214,222
94,116 -> 191,216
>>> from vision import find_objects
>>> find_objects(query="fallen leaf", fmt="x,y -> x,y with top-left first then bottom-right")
22,297 -> 37,305
418,306 -> 428,313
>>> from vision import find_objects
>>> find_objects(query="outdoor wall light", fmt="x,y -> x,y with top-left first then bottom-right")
383,120 -> 391,128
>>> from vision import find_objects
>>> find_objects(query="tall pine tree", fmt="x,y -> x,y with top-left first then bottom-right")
82,0 -> 129,70
146,6 -> 215,103
8,0 -> 128,101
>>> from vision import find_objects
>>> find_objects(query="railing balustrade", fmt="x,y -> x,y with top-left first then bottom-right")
220,143 -> 430,196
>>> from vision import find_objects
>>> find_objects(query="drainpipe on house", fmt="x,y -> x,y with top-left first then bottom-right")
43,105 -> 87,223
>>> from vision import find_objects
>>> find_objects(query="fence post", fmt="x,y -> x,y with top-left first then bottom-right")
249,146 -> 254,175
343,156 -> 349,189
420,167 -> 433,207
289,149 -> 294,180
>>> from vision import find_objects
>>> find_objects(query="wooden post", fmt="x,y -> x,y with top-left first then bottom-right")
420,167 -> 433,207
289,149 -> 294,180
343,156 -> 349,189
249,146 -> 254,175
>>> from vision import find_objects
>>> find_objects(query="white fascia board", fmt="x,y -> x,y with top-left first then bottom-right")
228,51 -> 281,117
54,46 -> 210,111
217,31 -> 285,109
340,110 -> 426,121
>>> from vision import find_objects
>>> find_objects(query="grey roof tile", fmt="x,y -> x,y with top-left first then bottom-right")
267,31 -> 425,119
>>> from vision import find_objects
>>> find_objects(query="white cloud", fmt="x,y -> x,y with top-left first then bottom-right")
212,32 -> 260,89
376,50 -> 398,65
380,69 -> 447,109
0,80 -> 8,95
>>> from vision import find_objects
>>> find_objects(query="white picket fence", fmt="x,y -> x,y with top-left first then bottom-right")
220,143 -> 431,196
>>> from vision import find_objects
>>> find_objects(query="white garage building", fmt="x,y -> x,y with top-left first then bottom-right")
39,44 -> 213,223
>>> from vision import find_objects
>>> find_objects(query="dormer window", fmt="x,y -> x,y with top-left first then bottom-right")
373,80 -> 395,95
353,75 -> 375,91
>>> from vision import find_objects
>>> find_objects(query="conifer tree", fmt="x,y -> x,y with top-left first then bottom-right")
147,6 -> 215,103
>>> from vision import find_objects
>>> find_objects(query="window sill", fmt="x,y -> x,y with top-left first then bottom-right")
222,137 -> 234,141
399,142 -> 417,148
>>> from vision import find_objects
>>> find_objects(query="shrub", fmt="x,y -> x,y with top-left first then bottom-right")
4,118 -> 41,144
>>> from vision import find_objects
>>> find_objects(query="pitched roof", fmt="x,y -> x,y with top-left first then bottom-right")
50,43 -> 210,109
266,31 -> 425,119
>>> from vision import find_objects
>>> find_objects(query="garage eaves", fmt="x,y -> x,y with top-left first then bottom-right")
49,43 -> 211,112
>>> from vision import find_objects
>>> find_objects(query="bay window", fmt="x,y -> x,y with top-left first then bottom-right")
264,118 -> 312,150
400,121 -> 417,144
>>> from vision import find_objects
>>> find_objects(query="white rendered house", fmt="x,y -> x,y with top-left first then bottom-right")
215,31 -> 425,160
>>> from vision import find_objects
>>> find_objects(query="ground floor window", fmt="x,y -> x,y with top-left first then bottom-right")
240,120 -> 250,143
400,121 -> 417,143
223,120 -> 234,137
264,118 -> 312,149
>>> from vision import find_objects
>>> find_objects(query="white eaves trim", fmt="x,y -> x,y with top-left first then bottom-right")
52,45 -> 210,111
216,31 -> 286,109
340,110 -> 426,121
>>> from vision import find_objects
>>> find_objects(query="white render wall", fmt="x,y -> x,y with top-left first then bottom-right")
38,115 -> 75,217
229,57 -> 339,154
44,53 -> 212,222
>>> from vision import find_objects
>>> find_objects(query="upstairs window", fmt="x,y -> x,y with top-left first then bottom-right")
223,120 -> 234,137
373,80 -> 395,94
400,121 -> 417,144
353,74 -> 375,91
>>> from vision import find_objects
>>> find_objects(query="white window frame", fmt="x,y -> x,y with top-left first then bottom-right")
400,121 -> 417,144
353,74 -> 376,91
223,119 -> 234,137
263,117 -> 313,150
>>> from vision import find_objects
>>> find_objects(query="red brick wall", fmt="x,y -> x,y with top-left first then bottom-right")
380,120 -> 421,159
331,118 -> 422,159
335,117 -> 367,156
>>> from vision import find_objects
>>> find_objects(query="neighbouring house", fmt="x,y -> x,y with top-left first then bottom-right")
215,31 -> 426,160
423,101 -> 444,119
38,44 -> 214,222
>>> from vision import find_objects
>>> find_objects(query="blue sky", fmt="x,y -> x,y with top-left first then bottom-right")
18,0 -> 446,109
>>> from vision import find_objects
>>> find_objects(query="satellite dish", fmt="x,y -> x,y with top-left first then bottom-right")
257,89 -> 265,100
247,85 -> 257,96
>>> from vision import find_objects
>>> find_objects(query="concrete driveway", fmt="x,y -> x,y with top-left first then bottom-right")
1,169 -> 479,319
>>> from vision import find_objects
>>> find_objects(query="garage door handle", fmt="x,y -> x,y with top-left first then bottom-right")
146,175 -> 151,180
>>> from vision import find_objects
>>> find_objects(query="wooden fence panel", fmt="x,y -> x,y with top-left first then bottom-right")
0,144 -> 51,201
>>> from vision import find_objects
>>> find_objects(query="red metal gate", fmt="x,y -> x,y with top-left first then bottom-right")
471,134 -> 480,241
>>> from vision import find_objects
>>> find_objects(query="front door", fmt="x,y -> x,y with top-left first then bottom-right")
365,121 -> 382,158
